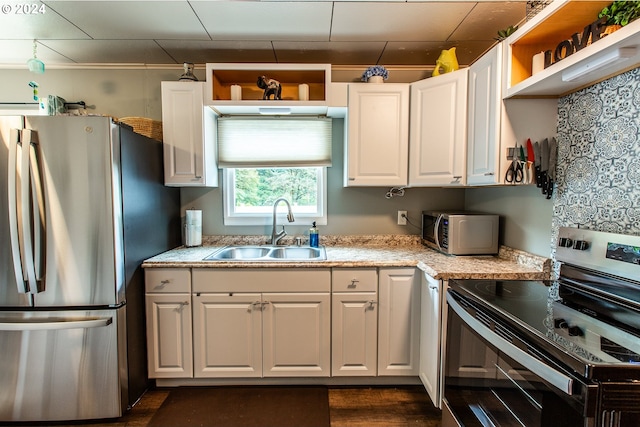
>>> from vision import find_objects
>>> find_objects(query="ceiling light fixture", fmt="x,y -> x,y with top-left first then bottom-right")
561,47 -> 637,82
259,107 -> 292,115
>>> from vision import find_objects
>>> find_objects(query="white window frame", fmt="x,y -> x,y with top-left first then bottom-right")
222,167 -> 327,226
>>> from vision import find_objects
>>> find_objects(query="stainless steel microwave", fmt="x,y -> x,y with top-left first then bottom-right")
421,211 -> 499,255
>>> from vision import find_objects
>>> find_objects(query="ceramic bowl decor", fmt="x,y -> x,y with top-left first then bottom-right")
361,66 -> 388,83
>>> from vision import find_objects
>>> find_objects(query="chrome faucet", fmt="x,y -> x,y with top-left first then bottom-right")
270,197 -> 295,245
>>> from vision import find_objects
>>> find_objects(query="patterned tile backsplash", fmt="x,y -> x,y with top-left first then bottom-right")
554,67 -> 640,243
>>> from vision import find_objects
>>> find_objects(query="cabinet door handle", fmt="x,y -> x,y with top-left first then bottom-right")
348,279 -> 360,288
429,285 -> 438,290
484,172 -> 494,176
367,300 -> 377,310
156,279 -> 170,289
261,301 -> 271,311
175,301 -> 189,313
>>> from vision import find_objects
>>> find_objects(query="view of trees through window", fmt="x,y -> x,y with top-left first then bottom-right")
234,168 -> 318,212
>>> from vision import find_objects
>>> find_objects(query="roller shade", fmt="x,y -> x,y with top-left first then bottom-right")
217,116 -> 332,167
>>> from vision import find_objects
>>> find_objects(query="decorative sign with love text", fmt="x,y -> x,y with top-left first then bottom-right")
543,17 -> 608,69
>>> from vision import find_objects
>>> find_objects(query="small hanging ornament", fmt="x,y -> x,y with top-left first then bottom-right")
28,81 -> 39,101
27,40 -> 45,74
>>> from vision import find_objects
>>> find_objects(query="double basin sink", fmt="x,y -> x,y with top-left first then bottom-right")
204,245 -> 326,261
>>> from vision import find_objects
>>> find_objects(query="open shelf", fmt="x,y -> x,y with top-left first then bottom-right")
504,0 -> 640,98
206,63 -> 329,100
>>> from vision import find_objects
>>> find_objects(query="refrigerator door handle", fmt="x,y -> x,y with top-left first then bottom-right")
27,130 -> 47,288
18,129 -> 41,295
0,316 -> 113,331
7,128 -> 28,294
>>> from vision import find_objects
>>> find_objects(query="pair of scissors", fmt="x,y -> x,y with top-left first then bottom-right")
505,142 -> 524,184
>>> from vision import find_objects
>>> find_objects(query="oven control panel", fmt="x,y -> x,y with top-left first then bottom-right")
557,227 -> 640,282
552,302 -> 640,364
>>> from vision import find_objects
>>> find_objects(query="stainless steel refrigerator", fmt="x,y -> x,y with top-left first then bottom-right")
0,115 -> 180,422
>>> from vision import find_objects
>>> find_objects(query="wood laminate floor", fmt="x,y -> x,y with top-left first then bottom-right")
56,386 -> 441,427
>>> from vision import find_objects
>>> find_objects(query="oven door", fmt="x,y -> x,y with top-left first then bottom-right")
443,291 -> 589,427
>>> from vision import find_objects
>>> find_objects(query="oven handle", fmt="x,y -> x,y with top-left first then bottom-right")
447,292 -> 574,395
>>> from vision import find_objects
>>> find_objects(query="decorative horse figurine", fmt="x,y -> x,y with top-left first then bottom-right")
257,75 -> 282,100
432,47 -> 459,76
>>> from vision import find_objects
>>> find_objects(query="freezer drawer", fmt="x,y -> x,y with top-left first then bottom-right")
0,309 -> 125,422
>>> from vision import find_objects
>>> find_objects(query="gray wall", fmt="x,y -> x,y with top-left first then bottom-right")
0,67 -> 203,119
465,186 -> 554,257
182,118 -> 467,237
1,66 -> 559,250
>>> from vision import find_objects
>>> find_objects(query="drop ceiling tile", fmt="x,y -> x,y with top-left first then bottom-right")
450,1 -> 527,41
191,1 -> 333,41
157,40 -> 277,64
273,41 -> 386,65
0,40 -> 75,65
40,40 -> 176,63
380,40 -> 496,66
331,2 -> 476,41
42,1 -> 209,39
0,5 -> 90,39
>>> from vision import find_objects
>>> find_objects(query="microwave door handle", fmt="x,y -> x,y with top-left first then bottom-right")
19,129 -> 39,295
7,129 -> 28,294
27,131 -> 46,290
447,293 -> 574,395
434,214 -> 443,251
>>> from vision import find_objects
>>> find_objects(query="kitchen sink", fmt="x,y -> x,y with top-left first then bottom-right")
204,245 -> 326,261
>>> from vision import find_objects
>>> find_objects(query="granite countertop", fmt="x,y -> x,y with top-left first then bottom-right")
143,235 -> 551,281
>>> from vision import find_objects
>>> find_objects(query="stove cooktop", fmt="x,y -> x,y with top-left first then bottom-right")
449,278 -> 640,379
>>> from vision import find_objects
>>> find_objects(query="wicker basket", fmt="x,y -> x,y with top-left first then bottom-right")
117,117 -> 163,142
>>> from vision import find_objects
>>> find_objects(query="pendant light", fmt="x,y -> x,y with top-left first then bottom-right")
27,40 -> 45,74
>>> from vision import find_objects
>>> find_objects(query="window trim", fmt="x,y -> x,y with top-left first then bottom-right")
222,167 -> 327,226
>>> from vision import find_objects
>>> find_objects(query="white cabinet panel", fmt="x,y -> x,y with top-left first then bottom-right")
409,70 -> 468,186
263,293 -> 331,377
467,44 -> 502,186
332,292 -> 378,376
193,293 -> 262,378
161,81 -> 217,187
345,84 -> 409,186
419,273 -> 445,408
145,293 -> 192,378
378,268 -> 420,376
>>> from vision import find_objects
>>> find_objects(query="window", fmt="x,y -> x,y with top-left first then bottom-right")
223,167 -> 327,226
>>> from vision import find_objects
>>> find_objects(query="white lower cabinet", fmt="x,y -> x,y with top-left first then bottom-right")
377,268 -> 420,376
191,269 -> 331,378
193,293 -> 262,377
146,266 -> 426,382
331,268 -> 378,376
263,292 -> 330,377
419,273 -> 447,408
145,268 -> 193,378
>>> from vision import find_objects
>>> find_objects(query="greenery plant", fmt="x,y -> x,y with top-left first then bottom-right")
495,25 -> 518,41
599,1 -> 640,26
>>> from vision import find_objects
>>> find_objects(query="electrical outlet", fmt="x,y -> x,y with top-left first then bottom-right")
397,210 -> 407,225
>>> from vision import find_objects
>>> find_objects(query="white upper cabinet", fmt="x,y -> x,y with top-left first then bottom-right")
345,83 -> 410,187
466,44 -> 502,186
409,69 -> 468,186
161,81 -> 218,187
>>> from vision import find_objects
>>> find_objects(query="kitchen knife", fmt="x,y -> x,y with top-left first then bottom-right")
540,138 -> 549,195
533,140 -> 542,187
546,137 -> 557,199
525,138 -> 534,184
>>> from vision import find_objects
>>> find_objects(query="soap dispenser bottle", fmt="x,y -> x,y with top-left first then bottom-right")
309,221 -> 319,248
